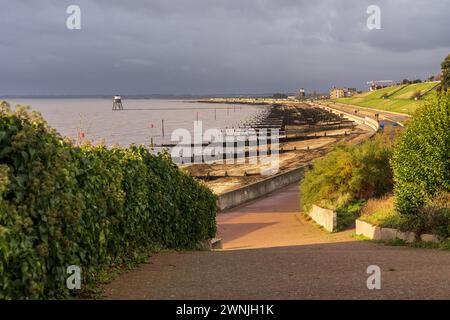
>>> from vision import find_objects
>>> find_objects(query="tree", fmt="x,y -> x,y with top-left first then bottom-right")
300,132 -> 394,211
391,91 -> 450,214
441,54 -> 450,91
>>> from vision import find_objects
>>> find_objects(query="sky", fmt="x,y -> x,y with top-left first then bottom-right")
1,0 -> 449,95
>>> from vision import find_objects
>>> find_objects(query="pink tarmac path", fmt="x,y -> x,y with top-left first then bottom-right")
102,183 -> 450,299
216,183 -> 355,250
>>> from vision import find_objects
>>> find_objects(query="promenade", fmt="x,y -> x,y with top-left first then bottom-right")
102,183 -> 450,300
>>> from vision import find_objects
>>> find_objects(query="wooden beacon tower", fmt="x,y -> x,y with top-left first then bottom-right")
112,96 -> 123,111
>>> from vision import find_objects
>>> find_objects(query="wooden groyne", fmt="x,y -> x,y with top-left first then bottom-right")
156,100 -> 358,164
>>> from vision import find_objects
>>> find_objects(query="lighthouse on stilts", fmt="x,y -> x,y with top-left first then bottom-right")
112,96 -> 123,111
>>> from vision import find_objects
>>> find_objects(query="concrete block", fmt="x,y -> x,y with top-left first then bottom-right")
396,231 -> 416,243
355,219 -> 381,240
308,205 -> 337,232
380,227 -> 398,241
356,220 -> 442,244
211,238 -> 223,249
420,234 -> 439,243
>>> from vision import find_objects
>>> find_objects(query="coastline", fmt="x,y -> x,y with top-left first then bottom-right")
186,99 -> 375,195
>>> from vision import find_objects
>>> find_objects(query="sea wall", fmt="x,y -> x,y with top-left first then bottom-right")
216,102 -> 380,212
216,166 -> 306,211
313,103 -> 381,134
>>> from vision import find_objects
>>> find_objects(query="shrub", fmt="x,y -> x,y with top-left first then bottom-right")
398,192 -> 450,240
300,130 -> 394,212
360,192 -> 449,240
336,200 -> 366,231
0,104 -> 217,299
441,54 -> 450,91
359,195 -> 404,227
391,92 -> 450,214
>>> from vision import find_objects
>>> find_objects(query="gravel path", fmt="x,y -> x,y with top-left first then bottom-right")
102,184 -> 450,300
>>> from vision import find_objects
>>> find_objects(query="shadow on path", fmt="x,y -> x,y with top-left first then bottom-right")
103,241 -> 450,299
102,182 -> 450,300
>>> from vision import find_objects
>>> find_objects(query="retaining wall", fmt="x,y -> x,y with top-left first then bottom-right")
216,166 -> 306,212
355,219 -> 444,243
307,205 -> 337,232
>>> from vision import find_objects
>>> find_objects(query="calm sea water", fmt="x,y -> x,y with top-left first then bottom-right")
4,98 -> 267,147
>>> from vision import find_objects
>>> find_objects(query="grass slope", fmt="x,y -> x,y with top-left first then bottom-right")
333,82 -> 439,115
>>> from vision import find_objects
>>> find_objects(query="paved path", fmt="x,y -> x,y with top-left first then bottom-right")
216,184 -> 354,250
320,102 -> 411,125
102,184 -> 450,300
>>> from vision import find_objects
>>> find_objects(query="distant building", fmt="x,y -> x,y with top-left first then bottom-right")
345,88 -> 357,97
298,88 -> 306,99
330,87 -> 345,99
330,87 -> 357,99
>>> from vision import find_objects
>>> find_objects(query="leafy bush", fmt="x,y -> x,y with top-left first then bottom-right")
397,192 -> 450,240
391,92 -> 450,214
300,130 -> 394,212
361,193 -> 449,241
441,54 -> 450,91
0,104 -> 216,299
336,200 -> 365,231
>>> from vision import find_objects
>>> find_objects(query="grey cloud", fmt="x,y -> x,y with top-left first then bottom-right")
0,0 -> 449,95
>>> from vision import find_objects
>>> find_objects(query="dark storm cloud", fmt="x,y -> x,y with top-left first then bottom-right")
0,0 -> 449,95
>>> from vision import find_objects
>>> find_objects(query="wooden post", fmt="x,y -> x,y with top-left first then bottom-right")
162,119 -> 165,137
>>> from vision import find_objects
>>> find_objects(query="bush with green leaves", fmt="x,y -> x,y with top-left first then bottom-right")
300,131 -> 394,212
382,192 -> 450,241
391,92 -> 450,215
0,103 -> 216,299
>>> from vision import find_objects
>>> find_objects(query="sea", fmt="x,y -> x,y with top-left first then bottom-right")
3,98 -> 268,148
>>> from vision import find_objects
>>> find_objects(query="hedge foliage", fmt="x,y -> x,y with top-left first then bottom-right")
0,103 -> 217,299
300,131 -> 394,212
391,92 -> 450,214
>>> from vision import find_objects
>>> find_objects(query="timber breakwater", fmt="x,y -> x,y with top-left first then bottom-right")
184,98 -> 374,195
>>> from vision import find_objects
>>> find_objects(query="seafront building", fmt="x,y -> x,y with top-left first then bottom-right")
330,87 -> 357,99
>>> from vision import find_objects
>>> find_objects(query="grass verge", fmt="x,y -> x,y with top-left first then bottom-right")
376,239 -> 450,251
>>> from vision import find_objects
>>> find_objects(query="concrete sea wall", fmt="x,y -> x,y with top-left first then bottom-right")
216,166 -> 306,211
216,103 -> 381,212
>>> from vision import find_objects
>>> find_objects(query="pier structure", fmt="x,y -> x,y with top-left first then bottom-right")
113,96 -> 124,111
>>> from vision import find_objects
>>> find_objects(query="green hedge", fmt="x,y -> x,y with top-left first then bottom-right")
0,103 -> 217,299
391,92 -> 450,214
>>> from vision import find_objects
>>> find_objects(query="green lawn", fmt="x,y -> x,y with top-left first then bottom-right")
333,82 -> 439,115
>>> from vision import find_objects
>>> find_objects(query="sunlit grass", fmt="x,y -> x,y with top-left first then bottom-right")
333,82 -> 439,115
359,195 -> 404,228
